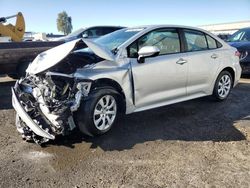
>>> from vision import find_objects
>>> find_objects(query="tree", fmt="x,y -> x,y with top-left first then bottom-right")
56,11 -> 73,35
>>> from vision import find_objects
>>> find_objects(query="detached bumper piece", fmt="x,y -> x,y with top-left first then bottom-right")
11,78 -> 73,145
12,87 -> 55,144
11,74 -> 92,145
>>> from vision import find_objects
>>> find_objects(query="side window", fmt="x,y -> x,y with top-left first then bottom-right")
102,28 -> 112,35
184,30 -> 208,51
128,29 -> 180,58
83,28 -> 102,38
128,42 -> 138,58
103,27 -> 118,35
82,29 -> 95,38
216,41 -> 223,48
94,28 -> 103,37
206,35 -> 217,49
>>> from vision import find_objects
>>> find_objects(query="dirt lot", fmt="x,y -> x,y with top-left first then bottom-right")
0,76 -> 250,188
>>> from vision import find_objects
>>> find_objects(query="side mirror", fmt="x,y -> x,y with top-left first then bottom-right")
82,33 -> 88,38
137,46 -> 160,63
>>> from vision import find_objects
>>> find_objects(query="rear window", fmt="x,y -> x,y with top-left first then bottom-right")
216,41 -> 223,48
206,35 -> 217,49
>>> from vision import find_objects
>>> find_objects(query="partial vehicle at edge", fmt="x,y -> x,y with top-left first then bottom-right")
0,41 -> 63,78
53,26 -> 124,42
227,27 -> 250,74
12,25 -> 241,144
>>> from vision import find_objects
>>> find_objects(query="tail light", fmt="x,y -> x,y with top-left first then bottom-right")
235,50 -> 248,61
235,51 -> 241,57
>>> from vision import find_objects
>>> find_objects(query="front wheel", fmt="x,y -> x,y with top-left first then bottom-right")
212,71 -> 233,101
75,87 -> 120,136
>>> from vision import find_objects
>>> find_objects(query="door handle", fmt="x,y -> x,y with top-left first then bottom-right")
211,54 -> 218,59
176,58 -> 187,65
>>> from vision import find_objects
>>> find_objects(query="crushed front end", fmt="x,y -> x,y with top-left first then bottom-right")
11,38 -> 116,144
12,73 -> 91,144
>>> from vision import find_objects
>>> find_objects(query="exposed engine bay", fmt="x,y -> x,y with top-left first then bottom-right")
12,38 -> 129,145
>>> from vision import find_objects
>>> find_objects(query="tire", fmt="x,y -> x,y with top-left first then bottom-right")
212,71 -> 233,101
75,87 -> 121,136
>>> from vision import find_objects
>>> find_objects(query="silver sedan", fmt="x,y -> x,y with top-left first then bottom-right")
12,25 -> 242,144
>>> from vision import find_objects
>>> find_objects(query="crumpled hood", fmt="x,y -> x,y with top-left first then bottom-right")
26,38 -> 115,74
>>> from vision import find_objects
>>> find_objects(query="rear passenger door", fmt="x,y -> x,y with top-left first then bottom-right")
183,29 -> 221,96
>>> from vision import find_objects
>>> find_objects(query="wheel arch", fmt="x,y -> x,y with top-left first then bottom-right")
209,66 -> 236,95
220,67 -> 235,86
91,78 -> 126,113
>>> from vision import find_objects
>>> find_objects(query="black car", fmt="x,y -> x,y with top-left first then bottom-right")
217,34 -> 231,41
227,27 -> 250,74
54,26 -> 124,42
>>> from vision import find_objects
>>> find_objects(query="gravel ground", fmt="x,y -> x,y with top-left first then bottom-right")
0,77 -> 250,188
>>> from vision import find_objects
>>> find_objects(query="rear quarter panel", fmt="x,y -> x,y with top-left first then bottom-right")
208,46 -> 241,93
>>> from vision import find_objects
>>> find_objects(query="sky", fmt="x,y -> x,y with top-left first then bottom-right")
0,0 -> 250,34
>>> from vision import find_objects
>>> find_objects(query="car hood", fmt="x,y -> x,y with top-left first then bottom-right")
26,38 -> 115,75
228,41 -> 250,50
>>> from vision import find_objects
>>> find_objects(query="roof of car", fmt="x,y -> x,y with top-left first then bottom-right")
122,25 -> 215,37
239,27 -> 250,30
82,26 -> 125,29
129,24 -> 206,31
118,24 -> 226,49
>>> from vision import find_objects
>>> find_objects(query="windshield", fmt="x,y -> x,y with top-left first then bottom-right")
228,29 -> 250,42
94,28 -> 144,51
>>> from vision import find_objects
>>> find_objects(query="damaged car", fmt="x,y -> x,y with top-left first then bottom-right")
12,25 -> 242,144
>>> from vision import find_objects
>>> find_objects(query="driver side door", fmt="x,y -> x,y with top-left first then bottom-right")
127,28 -> 188,111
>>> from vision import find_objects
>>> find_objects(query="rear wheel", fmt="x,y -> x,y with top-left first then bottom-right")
75,87 -> 120,136
212,71 -> 232,101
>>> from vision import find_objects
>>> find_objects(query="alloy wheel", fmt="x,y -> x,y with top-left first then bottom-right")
218,74 -> 231,98
93,95 -> 117,131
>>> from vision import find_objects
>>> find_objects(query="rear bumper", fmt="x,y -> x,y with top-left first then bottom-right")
233,63 -> 242,87
12,87 -> 55,140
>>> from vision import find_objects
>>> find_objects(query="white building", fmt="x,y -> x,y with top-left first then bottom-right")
23,32 -> 47,41
199,20 -> 250,35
